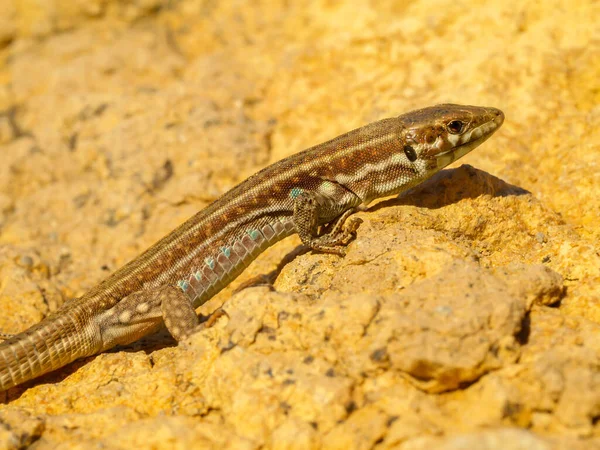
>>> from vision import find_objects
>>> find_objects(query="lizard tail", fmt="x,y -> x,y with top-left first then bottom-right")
0,306 -> 98,391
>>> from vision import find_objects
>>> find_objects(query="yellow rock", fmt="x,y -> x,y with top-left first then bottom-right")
0,0 -> 599,448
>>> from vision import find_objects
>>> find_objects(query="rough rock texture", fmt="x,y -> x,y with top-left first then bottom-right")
0,0 -> 599,449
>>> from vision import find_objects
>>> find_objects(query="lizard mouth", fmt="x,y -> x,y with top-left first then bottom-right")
435,117 -> 502,169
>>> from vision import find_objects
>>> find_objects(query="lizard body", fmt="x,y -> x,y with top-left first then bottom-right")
0,104 -> 504,391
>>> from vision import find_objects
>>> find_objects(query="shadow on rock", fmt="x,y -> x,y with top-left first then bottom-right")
372,164 -> 530,211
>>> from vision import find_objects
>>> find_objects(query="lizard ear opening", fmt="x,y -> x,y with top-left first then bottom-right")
403,145 -> 417,162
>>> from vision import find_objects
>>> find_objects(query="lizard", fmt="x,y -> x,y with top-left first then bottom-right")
0,103 -> 504,392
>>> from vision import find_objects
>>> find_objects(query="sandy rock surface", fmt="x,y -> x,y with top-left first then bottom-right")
0,1 -> 599,449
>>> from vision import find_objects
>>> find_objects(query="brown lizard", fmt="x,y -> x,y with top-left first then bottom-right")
0,104 -> 504,391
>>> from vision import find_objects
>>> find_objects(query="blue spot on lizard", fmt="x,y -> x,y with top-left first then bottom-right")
289,187 -> 303,199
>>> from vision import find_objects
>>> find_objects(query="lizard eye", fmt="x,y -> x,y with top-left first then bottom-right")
447,120 -> 464,134
403,145 -> 417,162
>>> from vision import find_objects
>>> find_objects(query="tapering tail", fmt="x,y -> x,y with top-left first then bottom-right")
0,306 -> 99,391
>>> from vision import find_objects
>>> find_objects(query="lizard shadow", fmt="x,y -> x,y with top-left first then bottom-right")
369,164 -> 529,213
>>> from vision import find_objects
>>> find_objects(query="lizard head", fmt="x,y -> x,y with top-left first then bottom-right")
399,103 -> 504,170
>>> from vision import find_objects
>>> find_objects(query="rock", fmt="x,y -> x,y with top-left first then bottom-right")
1,0 -> 599,448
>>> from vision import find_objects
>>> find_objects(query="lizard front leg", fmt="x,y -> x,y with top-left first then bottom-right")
293,186 -> 363,256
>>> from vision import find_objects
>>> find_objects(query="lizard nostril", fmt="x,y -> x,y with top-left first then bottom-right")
488,107 -> 504,126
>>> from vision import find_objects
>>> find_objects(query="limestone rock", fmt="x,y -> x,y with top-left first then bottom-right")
1,0 -> 599,448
